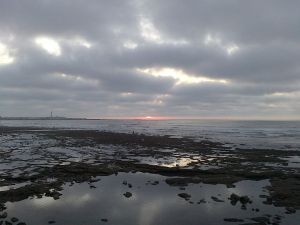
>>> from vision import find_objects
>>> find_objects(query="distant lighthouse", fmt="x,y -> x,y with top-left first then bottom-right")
51,111 -> 53,118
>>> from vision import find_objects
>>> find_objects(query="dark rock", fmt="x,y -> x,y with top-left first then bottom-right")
229,193 -> 252,206
259,194 -> 269,198
151,181 -> 159,185
101,218 -> 108,222
36,194 -> 43,199
274,215 -> 282,220
11,217 -> 19,222
229,193 -> 240,205
48,221 -> 56,224
211,196 -> 224,202
238,223 -> 262,225
89,178 -> 100,183
0,212 -> 7,219
224,218 -> 244,222
240,196 -> 251,204
0,204 -> 6,212
285,207 -> 296,214
178,193 -> 191,200
250,216 -> 270,224
241,204 -> 247,210
197,199 -> 206,204
166,178 -> 201,187
45,191 -> 62,200
263,197 -> 273,205
123,192 -> 132,198
5,221 -> 12,225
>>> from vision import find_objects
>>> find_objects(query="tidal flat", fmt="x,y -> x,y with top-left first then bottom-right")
0,126 -> 299,225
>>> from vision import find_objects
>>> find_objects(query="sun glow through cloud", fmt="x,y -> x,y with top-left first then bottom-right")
123,40 -> 138,49
0,42 -> 14,65
35,37 -> 61,56
204,34 -> 240,55
139,17 -> 189,46
73,38 -> 92,48
140,17 -> 162,43
137,67 -> 228,85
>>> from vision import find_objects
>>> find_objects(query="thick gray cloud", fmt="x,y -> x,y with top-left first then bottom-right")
0,0 -> 299,119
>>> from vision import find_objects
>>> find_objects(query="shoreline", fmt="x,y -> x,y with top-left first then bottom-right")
0,126 -> 299,224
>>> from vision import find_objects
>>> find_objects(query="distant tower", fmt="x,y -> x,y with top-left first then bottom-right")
51,111 -> 53,118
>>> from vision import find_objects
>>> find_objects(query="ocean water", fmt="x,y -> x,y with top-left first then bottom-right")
1,119 -> 300,150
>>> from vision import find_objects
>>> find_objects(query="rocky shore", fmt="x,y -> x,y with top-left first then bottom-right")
0,126 -> 299,224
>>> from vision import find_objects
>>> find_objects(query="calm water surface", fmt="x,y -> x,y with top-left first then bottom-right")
4,173 -> 300,225
1,119 -> 300,150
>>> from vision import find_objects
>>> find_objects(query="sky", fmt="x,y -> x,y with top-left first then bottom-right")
0,0 -> 299,120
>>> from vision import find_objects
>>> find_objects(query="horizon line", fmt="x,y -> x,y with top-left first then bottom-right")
1,116 -> 300,122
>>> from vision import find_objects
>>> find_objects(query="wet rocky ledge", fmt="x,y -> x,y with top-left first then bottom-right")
0,126 -> 300,224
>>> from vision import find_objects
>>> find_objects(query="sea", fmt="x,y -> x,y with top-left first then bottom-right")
1,119 -> 300,150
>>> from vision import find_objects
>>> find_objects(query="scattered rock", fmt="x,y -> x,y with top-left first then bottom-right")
197,199 -> 206,204
251,208 -> 260,212
151,181 -> 159,185
263,197 -> 273,205
250,216 -> 270,224
229,193 -> 240,205
229,193 -> 252,206
89,178 -> 100,183
285,207 -> 296,214
259,194 -> 269,198
36,194 -> 43,199
211,196 -> 224,202
0,204 -> 6,212
241,204 -> 247,210
123,192 -> 132,198
45,191 -> 62,200
224,218 -> 244,222
166,178 -> 201,187
0,212 -> 7,219
274,214 -> 282,220
178,193 -> 191,200
101,218 -> 108,222
240,196 -> 251,204
11,217 -> 19,222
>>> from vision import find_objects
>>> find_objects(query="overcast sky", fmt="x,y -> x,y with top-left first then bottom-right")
0,0 -> 299,119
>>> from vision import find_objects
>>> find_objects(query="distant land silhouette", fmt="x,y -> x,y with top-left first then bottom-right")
0,116 -> 87,120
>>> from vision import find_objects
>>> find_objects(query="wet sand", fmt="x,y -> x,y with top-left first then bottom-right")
0,126 -> 299,224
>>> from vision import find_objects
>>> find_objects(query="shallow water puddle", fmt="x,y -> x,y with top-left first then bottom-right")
2,173 -> 300,225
